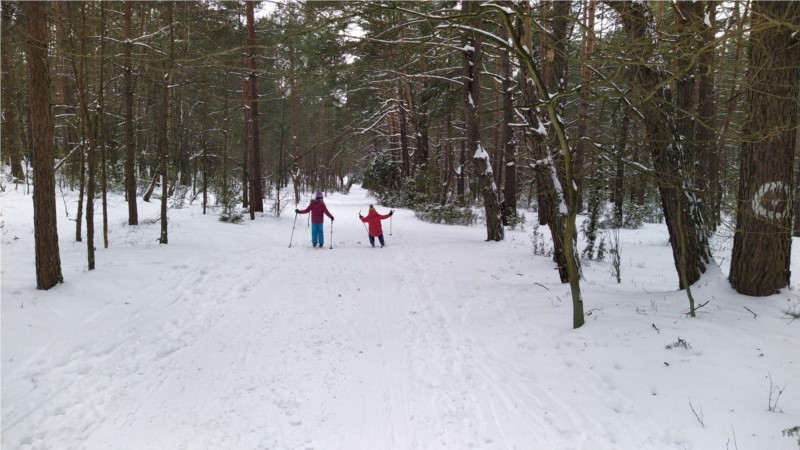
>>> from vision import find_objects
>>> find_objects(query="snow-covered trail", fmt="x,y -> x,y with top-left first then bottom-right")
2,187 -> 576,449
4,185 -> 798,449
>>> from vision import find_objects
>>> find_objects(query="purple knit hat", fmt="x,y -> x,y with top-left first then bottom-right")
315,191 -> 323,199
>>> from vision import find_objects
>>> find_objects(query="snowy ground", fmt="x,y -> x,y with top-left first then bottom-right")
2,184 -> 799,450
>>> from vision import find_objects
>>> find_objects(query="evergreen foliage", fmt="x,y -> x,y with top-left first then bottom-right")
361,152 -> 402,206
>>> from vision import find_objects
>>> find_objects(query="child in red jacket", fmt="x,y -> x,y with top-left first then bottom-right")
359,205 -> 393,247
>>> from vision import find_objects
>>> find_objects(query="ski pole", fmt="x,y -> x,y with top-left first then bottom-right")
390,213 -> 393,236
288,212 -> 298,248
359,211 -> 369,233
329,219 -> 334,249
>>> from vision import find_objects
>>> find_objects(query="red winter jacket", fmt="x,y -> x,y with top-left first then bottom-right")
298,199 -> 334,224
360,208 -> 391,236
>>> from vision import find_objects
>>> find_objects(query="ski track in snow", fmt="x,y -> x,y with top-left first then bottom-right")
3,186 -> 798,449
3,239 -> 291,449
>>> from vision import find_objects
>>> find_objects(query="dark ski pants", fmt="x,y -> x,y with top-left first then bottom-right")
369,234 -> 385,247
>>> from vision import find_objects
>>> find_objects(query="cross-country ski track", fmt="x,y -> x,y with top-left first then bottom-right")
3,185 -> 798,449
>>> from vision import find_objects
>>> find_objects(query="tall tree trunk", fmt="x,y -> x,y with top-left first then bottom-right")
72,3 -> 98,270
98,2 -> 109,249
461,1 -> 503,241
696,2 -> 719,232
75,128 -> 85,242
59,3 -> 85,243
123,0 -> 138,225
417,53 -> 430,169
717,0 -> 749,230
458,140 -> 466,205
795,126 -> 800,237
575,0 -> 596,211
397,90 -> 411,178
159,1 -> 174,244
673,1 -> 703,167
500,22 -> 516,221
201,75 -> 209,215
730,1 -> 799,296
513,2 -> 568,280
613,111 -> 630,227
442,110 -> 454,204
385,88 -> 401,177
497,1 -> 583,326
608,1 -> 712,289
400,71 -> 423,172
674,1 -> 710,235
289,40 -> 301,204
25,0 -> 64,289
245,1 -> 263,218
1,2 -> 25,181
241,99 -> 249,209
222,78 -> 232,210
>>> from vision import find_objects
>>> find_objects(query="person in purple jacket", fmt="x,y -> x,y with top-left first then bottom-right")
295,191 -> 335,248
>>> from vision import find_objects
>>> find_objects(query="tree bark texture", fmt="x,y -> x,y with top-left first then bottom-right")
461,1 -> 503,242
246,1 -> 264,215
159,1 -> 173,244
696,2 -> 719,232
613,112 -> 630,227
513,2 -> 569,281
500,22 -> 517,219
123,0 -> 139,225
574,0 -> 596,210
717,0 -> 749,230
1,2 -> 25,181
730,1 -> 799,296
608,1 -> 712,289
72,3 -> 98,270
25,0 -> 64,289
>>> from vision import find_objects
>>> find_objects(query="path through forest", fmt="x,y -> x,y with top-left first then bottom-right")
3,186 -> 798,449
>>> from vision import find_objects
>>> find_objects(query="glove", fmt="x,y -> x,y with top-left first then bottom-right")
389,211 -> 394,216
295,209 -> 299,214
331,217 -> 335,221
359,214 -> 363,218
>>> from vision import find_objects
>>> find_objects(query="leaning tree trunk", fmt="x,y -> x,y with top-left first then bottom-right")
730,1 -> 799,296
25,0 -> 64,289
509,2 -> 569,282
461,0 -> 503,242
608,1 -> 712,289
493,1 -> 584,327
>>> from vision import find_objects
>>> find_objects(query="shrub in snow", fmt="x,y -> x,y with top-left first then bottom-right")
665,337 -> 691,350
415,203 -> 475,226
531,223 -> 553,257
782,426 -> 800,448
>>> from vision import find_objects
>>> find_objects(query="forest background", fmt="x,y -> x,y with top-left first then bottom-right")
2,0 -> 799,329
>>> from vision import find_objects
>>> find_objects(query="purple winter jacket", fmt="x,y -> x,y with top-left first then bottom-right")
297,199 -> 334,224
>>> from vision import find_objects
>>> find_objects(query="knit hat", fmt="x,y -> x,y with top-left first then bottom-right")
315,191 -> 323,199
